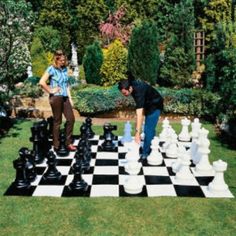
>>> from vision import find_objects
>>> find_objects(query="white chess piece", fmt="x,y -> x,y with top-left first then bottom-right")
159,118 -> 170,142
125,161 -> 142,175
125,141 -> 140,162
121,121 -> 132,144
192,128 -> 208,165
191,118 -> 201,137
172,144 -> 186,173
165,132 -> 178,158
175,152 -> 194,181
124,175 -> 143,194
147,137 -> 163,165
178,117 -> 191,142
208,160 -> 229,193
195,129 -> 214,175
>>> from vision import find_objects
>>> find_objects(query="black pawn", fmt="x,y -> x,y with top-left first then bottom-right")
79,123 -> 87,139
30,125 -> 44,164
85,117 -> 95,139
19,147 -> 36,182
43,151 -> 62,180
57,130 -> 69,157
69,158 -> 88,191
47,116 -> 53,139
76,145 -> 90,171
13,157 -> 30,189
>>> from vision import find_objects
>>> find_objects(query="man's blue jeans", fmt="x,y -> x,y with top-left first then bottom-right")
142,109 -> 161,158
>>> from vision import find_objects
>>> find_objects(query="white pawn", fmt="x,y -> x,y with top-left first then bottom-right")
175,152 -> 194,181
147,137 -> 163,165
172,144 -> 186,173
195,129 -> 214,175
178,117 -> 191,142
162,126 -> 175,153
125,141 -> 140,162
125,161 -> 142,175
124,175 -> 143,194
165,132 -> 178,158
159,118 -> 170,142
208,160 -> 229,193
121,121 -> 132,144
191,118 -> 202,138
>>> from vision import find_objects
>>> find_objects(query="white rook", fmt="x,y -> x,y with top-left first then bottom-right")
208,160 -> 229,192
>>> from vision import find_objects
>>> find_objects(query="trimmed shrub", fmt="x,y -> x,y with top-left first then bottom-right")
83,41 -> 103,85
128,20 -> 159,85
72,85 -> 220,120
72,85 -> 134,115
100,39 -> 128,86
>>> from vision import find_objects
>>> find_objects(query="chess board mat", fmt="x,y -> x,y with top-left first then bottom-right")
4,135 -> 234,198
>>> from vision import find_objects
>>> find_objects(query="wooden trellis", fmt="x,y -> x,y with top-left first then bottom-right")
194,31 -> 205,67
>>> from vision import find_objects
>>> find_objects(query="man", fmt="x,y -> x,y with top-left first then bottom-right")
118,73 -> 163,159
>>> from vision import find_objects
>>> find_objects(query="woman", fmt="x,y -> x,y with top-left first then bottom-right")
39,50 -> 76,152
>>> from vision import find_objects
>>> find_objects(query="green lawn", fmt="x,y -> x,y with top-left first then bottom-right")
0,119 -> 236,236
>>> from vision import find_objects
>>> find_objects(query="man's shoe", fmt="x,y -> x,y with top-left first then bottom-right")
67,144 -> 76,151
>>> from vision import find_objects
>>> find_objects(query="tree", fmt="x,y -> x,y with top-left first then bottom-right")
76,0 -> 108,63
34,26 -> 62,52
38,0 -> 71,53
30,37 -> 48,77
199,0 -> 232,48
159,0 -> 195,88
83,41 -> 103,85
99,5 -> 133,45
128,20 -> 159,85
0,0 -> 34,93
100,39 -> 128,86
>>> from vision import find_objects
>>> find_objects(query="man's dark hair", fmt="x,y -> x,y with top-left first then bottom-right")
118,71 -> 135,90
118,79 -> 130,90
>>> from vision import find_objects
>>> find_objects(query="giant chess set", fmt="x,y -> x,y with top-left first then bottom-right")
4,117 -> 234,198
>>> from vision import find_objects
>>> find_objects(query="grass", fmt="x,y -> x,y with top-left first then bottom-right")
0,119 -> 236,236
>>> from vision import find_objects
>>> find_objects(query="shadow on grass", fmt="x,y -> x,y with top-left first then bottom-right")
0,118 -> 29,142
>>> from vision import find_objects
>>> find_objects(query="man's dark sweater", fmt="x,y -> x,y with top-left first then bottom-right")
130,80 -> 163,115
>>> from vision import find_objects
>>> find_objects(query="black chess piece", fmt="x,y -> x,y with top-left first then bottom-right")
19,147 -> 36,182
30,124 -> 44,164
85,117 -> 95,139
79,122 -> 87,139
100,123 -> 117,151
76,144 -> 90,171
13,155 -> 30,189
47,116 -> 53,139
38,119 -> 51,157
42,151 -> 62,180
56,130 -> 69,157
101,123 -> 117,140
68,157 -> 88,191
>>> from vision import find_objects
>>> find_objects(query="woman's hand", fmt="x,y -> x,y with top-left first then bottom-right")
50,87 -> 61,94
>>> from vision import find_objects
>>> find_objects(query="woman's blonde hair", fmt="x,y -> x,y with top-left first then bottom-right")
53,50 -> 68,68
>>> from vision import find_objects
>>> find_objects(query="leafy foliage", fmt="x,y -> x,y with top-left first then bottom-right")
38,0 -> 71,53
159,0 -> 195,88
76,0 -> 108,62
33,26 -> 62,52
30,37 -> 48,77
72,84 -> 220,119
199,0 -> 231,49
99,5 -> 133,45
83,41 -> 103,85
128,20 -> 159,85
100,39 -> 128,86
0,0 -> 34,92
72,85 -> 134,115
